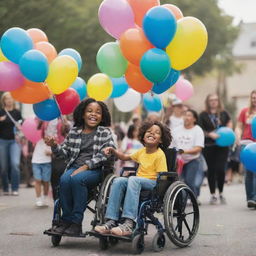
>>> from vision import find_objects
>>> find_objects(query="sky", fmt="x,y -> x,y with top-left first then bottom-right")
218,0 -> 256,24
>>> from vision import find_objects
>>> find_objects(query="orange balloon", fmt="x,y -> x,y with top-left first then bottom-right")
120,28 -> 153,66
11,80 -> 51,104
27,28 -> 48,44
125,63 -> 153,93
35,42 -> 57,63
127,0 -> 160,27
162,4 -> 183,20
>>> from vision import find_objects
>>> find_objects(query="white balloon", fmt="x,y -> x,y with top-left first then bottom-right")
114,88 -> 141,112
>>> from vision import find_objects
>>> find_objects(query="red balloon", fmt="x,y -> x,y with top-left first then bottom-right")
55,88 -> 80,115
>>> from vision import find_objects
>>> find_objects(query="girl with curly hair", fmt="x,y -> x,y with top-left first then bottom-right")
94,121 -> 172,236
45,98 -> 115,236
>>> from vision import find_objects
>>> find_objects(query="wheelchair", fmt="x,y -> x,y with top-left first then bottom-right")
89,148 -> 200,254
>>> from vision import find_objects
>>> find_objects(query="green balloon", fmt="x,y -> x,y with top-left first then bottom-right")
96,42 -> 128,78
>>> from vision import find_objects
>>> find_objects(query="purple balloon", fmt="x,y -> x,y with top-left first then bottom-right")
98,0 -> 135,39
0,62 -> 25,91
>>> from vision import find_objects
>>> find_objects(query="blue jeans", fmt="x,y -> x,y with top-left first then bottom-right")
245,170 -> 256,201
181,158 -> 203,198
105,176 -> 156,221
0,139 -> 21,192
59,168 -> 101,224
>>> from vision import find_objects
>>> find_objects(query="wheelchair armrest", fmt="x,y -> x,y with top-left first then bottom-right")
120,167 -> 137,177
157,172 -> 178,181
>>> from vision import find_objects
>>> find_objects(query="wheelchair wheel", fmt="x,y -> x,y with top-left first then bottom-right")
99,236 -> 108,250
51,235 -> 61,247
132,234 -> 144,254
96,174 -> 117,224
152,232 -> 165,252
163,181 -> 199,248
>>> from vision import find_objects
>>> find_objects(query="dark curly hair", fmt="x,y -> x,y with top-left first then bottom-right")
73,98 -> 111,128
138,121 -> 172,151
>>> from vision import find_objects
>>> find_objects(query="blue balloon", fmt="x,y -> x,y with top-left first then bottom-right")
110,77 -> 129,98
33,99 -> 61,121
71,77 -> 87,100
143,7 -> 177,49
59,48 -> 82,71
0,27 -> 33,64
140,48 -> 170,83
19,50 -> 49,82
240,143 -> 256,173
152,69 -> 180,94
216,127 -> 236,147
143,93 -> 163,112
251,117 -> 256,139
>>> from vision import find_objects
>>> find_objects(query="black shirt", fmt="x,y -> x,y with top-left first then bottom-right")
0,109 -> 22,140
198,110 -> 231,146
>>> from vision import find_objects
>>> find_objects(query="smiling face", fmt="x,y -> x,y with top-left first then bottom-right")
143,124 -> 162,148
184,111 -> 196,127
83,102 -> 102,129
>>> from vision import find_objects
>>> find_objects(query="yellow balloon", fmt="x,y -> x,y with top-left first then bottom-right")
166,17 -> 208,70
46,55 -> 78,94
87,73 -> 113,101
0,48 -> 8,62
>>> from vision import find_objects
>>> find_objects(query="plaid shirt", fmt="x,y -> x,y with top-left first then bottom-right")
52,126 -> 116,171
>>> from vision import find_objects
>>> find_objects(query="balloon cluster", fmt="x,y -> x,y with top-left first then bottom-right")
0,27 -> 86,120
91,0 -> 208,112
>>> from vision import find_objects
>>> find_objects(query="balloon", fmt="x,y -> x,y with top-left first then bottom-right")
0,48 -> 8,62
110,77 -> 129,98
87,73 -> 113,101
143,6 -> 177,49
0,27 -> 33,64
162,4 -> 183,20
55,88 -> 80,115
71,77 -> 87,100
0,62 -> 25,91
114,88 -> 141,112
35,42 -> 57,63
140,48 -> 170,83
21,118 -> 42,143
120,28 -> 153,66
33,98 -> 61,121
98,0 -> 135,39
27,28 -> 48,44
11,80 -> 50,104
166,17 -> 208,70
143,93 -> 163,112
97,42 -> 128,78
125,63 -> 153,93
216,127 -> 236,147
46,55 -> 78,94
59,48 -> 83,71
127,0 -> 160,27
152,69 -> 180,94
251,117 -> 256,139
240,143 -> 256,173
175,78 -> 194,101
19,50 -> 49,82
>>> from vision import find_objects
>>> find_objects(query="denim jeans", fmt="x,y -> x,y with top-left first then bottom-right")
245,170 -> 256,201
181,158 -> 202,198
105,176 -> 156,221
59,168 -> 101,224
0,139 -> 21,192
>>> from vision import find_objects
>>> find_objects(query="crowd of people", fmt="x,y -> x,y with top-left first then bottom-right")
0,90 -> 256,235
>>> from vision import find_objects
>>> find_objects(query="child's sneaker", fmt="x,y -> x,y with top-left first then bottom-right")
94,219 -> 117,234
42,196 -> 49,207
111,219 -> 134,236
35,198 -> 43,207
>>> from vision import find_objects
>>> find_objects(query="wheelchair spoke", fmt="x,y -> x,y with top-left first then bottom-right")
185,211 -> 195,216
183,218 -> 191,235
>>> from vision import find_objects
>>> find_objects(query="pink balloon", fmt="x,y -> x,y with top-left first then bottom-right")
21,118 -> 42,143
98,0 -> 135,39
55,88 -> 80,115
175,78 -> 194,101
0,62 -> 25,91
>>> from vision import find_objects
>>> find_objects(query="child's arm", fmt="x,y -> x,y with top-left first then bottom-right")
104,147 -> 132,161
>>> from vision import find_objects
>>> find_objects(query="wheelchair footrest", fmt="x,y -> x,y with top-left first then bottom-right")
87,230 -> 132,241
43,228 -> 86,238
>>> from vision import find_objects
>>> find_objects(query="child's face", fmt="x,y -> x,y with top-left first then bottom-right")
83,102 -> 102,129
143,125 -> 162,147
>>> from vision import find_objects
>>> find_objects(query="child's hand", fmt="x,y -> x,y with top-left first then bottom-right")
44,136 -> 57,147
103,147 -> 115,156
45,150 -> 52,156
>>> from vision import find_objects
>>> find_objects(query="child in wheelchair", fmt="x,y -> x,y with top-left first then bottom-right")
94,120 -> 172,236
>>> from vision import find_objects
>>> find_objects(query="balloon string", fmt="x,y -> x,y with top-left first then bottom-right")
52,94 -> 64,123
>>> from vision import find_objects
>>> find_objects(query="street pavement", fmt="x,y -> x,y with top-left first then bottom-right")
0,181 -> 255,256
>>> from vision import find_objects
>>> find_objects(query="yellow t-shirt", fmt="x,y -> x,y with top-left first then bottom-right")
130,147 -> 167,180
